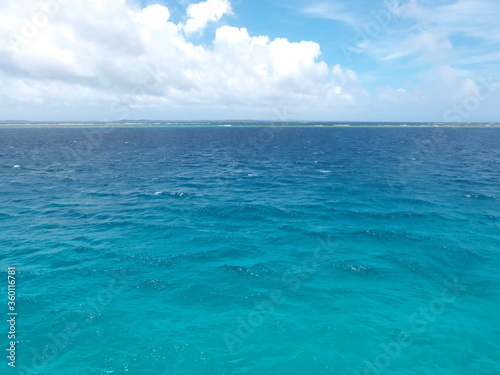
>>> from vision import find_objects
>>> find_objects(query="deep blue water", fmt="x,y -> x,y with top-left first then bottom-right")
0,127 -> 499,375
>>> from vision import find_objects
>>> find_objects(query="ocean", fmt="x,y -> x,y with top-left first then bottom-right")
1,126 -> 499,374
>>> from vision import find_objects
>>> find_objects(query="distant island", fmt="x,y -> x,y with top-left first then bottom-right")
1,120 -> 500,128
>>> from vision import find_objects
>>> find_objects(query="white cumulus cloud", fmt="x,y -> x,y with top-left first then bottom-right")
0,0 -> 366,120
184,0 -> 232,35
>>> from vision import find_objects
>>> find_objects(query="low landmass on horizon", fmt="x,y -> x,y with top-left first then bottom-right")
1,120 -> 499,128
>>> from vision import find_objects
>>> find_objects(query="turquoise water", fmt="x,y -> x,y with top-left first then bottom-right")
1,127 -> 499,374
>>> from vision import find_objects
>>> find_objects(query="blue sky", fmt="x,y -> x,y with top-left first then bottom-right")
0,0 -> 499,121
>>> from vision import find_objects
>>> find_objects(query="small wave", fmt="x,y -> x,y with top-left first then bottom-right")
220,265 -> 260,277
347,265 -> 367,272
13,165 -> 21,168
465,194 -> 497,200
319,170 -> 332,173
153,191 -> 187,197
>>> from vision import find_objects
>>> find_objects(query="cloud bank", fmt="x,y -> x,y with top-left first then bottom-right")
0,0 -> 365,120
1,0 -> 498,121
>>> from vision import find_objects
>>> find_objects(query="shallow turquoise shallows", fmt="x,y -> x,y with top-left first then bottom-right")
1,126 -> 499,375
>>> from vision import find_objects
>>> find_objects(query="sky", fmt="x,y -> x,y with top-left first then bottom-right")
0,0 -> 499,122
